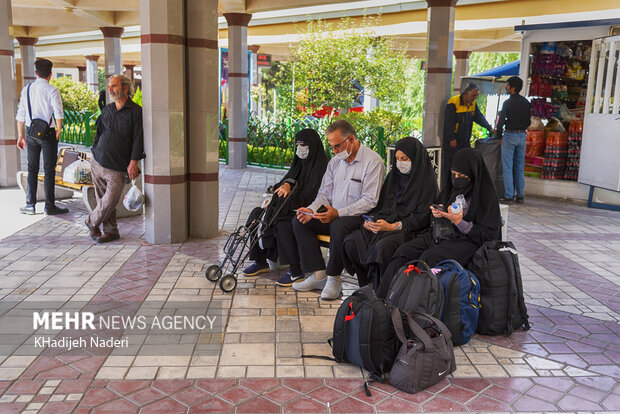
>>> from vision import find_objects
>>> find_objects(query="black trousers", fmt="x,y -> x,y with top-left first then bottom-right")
26,133 -> 58,209
342,229 -> 406,288
292,216 -> 363,275
245,207 -> 300,266
377,231 -> 479,299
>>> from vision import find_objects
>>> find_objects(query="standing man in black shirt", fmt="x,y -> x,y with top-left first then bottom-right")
85,75 -> 144,243
497,76 -> 532,204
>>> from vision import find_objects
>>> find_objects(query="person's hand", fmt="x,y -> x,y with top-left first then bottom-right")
489,128 -> 496,136
127,160 -> 140,180
430,205 -> 444,218
443,205 -> 463,225
296,207 -> 313,224
449,139 -> 457,148
363,220 -> 374,231
372,219 -> 396,232
17,136 -> 26,150
56,129 -> 61,140
275,182 -> 291,198
313,205 -> 338,224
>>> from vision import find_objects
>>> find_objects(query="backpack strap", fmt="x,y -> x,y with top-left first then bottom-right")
357,305 -> 377,375
330,297 -> 352,362
502,244 -> 531,331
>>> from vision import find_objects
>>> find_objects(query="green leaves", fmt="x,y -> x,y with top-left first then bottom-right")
50,77 -> 98,113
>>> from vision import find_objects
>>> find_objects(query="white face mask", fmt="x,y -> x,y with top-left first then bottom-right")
333,139 -> 351,160
296,145 -> 310,159
396,160 -> 412,174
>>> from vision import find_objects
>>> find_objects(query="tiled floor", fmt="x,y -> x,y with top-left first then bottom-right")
0,164 -> 619,413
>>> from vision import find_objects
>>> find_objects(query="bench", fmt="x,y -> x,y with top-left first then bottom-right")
17,147 -> 142,218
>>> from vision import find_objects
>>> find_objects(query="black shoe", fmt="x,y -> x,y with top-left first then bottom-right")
499,197 -> 514,204
20,205 -> 35,215
44,205 -> 69,215
515,197 -> 524,204
85,219 -> 102,241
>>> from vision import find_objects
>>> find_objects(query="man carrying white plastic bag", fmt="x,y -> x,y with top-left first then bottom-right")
123,180 -> 144,211
85,75 -> 144,243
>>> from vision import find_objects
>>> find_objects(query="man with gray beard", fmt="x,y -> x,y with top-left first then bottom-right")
85,75 -> 144,243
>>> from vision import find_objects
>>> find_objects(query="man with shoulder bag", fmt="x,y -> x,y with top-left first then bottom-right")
15,58 -> 67,215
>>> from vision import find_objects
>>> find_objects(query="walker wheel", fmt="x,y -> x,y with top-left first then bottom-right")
205,265 -> 222,282
220,274 -> 237,293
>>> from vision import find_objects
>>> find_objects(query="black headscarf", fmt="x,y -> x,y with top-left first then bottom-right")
278,128 -> 328,209
371,137 -> 438,224
439,148 -> 501,245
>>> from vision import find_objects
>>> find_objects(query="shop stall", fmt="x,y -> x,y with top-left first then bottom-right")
515,19 -> 620,207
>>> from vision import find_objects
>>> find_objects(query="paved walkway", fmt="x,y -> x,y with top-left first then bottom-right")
0,164 -> 619,413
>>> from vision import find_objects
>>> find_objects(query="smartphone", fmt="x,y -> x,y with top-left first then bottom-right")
431,204 -> 446,212
316,205 -> 328,213
361,214 -> 376,222
294,209 -> 313,216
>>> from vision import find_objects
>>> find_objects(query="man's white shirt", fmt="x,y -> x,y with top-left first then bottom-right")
15,78 -> 63,127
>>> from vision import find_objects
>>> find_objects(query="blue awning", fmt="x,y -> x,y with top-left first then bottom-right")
474,60 -> 520,77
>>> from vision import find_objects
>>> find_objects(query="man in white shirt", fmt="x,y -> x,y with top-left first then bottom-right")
292,120 -> 385,300
15,58 -> 66,215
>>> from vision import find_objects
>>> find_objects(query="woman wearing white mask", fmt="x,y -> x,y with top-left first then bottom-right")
242,129 -> 328,280
342,136 -> 438,289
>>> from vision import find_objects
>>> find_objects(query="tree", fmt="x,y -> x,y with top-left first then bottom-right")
290,18 -> 410,116
50,77 -> 98,113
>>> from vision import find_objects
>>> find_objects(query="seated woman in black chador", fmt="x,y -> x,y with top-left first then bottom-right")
242,129 -> 328,283
377,148 -> 501,298
341,136 -> 438,289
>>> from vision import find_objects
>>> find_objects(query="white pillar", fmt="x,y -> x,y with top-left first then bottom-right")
140,0 -> 187,244
100,27 -> 124,102
0,0 -> 19,187
187,0 -> 219,238
224,13 -> 251,169
16,37 -> 37,86
85,55 -> 100,93
453,50 -> 471,94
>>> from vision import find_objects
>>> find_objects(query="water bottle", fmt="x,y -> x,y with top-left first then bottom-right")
451,194 -> 466,215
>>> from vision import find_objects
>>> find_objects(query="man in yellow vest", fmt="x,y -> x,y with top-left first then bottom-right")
441,83 -> 495,188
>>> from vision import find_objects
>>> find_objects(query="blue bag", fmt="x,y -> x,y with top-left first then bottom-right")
436,260 -> 480,345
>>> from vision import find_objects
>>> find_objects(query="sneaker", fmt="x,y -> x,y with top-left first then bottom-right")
499,197 -> 514,204
242,261 -> 270,276
515,197 -> 524,204
20,205 -> 35,215
292,274 -> 326,291
276,270 -> 305,286
320,276 -> 342,300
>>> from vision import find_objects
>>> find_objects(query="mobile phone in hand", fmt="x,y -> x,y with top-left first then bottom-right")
361,214 -> 376,222
294,209 -> 313,216
316,205 -> 328,213
431,204 -> 446,212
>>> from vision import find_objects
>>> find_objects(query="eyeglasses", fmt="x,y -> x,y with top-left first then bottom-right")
329,136 -> 350,151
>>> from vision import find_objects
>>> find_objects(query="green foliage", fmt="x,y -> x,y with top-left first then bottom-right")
98,69 -> 105,91
290,18 -> 410,116
50,77 -> 98,113
132,87 -> 142,106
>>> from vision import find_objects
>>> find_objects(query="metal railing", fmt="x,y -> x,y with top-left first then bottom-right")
218,116 -> 419,169
58,110 -> 99,147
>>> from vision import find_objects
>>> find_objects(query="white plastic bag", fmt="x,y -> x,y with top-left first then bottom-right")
123,180 -> 144,211
63,159 -> 91,184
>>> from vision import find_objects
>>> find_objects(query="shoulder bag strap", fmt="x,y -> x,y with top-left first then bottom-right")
390,308 -> 409,345
27,84 -> 33,123
402,311 -> 435,351
409,312 -> 453,343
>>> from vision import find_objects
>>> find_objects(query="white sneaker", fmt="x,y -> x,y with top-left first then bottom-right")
292,274 -> 327,292
320,276 -> 342,300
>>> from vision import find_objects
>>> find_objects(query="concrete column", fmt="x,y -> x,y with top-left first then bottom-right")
0,0 -> 19,187
16,37 -> 37,86
85,55 -> 100,92
100,27 -> 124,102
224,13 -> 251,169
187,0 -> 219,238
124,64 -> 135,81
422,0 -> 457,148
140,0 -> 187,244
453,50 -> 471,94
77,65 -> 86,83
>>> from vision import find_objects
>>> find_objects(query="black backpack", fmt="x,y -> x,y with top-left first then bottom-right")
471,240 -> 531,335
385,260 -> 444,320
330,286 -> 396,381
